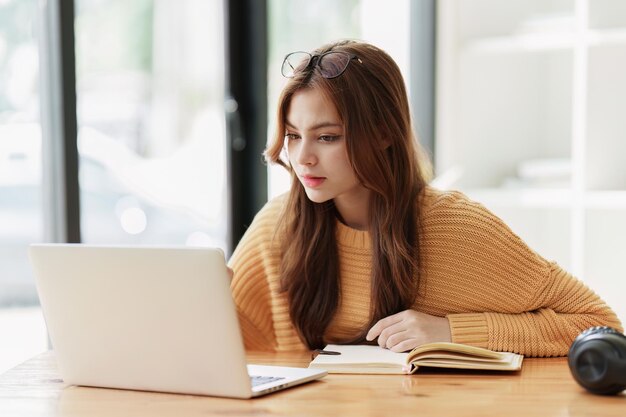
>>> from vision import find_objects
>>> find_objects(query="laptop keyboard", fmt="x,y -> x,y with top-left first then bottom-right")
250,375 -> 286,387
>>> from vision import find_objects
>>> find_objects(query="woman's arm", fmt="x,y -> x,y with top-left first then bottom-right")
377,189 -> 623,356
447,261 -> 622,356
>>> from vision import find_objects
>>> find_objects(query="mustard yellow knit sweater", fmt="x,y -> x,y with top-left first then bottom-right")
229,186 -> 622,357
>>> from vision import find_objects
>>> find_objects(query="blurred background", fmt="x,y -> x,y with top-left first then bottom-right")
1,0 -> 625,372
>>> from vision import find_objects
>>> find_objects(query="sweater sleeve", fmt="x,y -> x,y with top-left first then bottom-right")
423,190 -> 623,357
228,196 -> 286,351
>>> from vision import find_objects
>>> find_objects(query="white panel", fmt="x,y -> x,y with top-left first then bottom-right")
585,210 -> 626,325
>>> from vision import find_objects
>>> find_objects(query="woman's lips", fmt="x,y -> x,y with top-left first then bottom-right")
301,175 -> 326,188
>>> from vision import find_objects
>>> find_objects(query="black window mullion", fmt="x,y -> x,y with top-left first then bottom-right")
224,0 -> 268,255
39,0 -> 80,243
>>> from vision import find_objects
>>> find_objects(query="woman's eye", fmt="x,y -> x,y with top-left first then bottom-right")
285,133 -> 300,140
319,135 -> 340,143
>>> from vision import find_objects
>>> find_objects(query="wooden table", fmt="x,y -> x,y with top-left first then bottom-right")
0,351 -> 624,416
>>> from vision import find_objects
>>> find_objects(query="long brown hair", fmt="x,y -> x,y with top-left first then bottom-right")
265,40 -> 432,349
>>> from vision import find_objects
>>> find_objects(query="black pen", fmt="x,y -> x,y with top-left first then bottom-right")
315,349 -> 341,355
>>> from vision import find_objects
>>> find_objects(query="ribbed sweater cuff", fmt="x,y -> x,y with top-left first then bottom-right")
447,313 -> 489,348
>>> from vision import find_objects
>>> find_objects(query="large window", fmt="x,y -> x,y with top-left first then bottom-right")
0,0 -> 47,372
0,0 -> 228,373
0,0 -> 42,305
75,0 -> 228,251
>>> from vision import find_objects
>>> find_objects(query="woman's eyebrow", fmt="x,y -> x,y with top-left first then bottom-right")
285,120 -> 343,130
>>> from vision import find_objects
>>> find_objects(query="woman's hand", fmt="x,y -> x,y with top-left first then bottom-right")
366,310 -> 452,352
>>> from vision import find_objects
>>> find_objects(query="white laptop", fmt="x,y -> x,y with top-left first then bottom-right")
28,244 -> 326,398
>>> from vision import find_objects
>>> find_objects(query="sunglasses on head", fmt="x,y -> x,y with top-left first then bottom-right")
281,51 -> 362,79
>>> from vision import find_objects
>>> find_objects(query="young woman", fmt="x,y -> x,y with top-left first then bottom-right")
228,40 -> 622,356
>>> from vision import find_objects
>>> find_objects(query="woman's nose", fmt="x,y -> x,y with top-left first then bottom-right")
294,140 -> 317,166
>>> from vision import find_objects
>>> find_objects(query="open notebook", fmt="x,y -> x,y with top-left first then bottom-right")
309,342 -> 523,374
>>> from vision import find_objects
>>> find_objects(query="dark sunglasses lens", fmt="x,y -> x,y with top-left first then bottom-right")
318,52 -> 351,78
281,52 -> 311,78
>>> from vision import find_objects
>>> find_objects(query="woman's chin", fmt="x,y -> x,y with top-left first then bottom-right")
304,189 -> 332,204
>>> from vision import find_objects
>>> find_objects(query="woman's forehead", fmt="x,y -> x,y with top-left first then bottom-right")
285,89 -> 342,130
